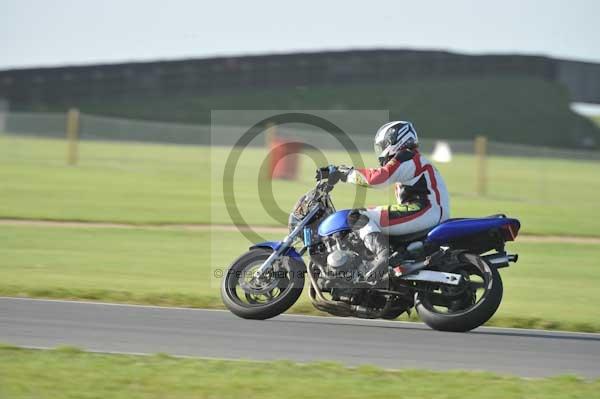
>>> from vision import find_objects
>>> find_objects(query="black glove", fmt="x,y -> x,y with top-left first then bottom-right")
315,166 -> 333,181
315,165 -> 352,185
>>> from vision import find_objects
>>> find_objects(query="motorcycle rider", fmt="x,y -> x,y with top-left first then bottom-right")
318,121 -> 450,284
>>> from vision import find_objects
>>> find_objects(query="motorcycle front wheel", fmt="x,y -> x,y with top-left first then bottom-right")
415,253 -> 503,332
221,248 -> 305,320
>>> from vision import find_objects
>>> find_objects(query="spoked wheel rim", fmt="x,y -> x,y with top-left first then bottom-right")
225,258 -> 293,308
418,254 -> 493,316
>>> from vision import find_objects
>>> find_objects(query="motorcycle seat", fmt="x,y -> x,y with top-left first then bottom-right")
386,227 -> 434,246
384,215 -> 508,247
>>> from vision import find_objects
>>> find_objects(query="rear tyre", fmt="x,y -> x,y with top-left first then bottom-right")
415,254 -> 503,332
221,248 -> 305,320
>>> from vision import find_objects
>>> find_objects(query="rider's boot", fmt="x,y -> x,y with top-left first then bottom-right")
357,232 -> 390,286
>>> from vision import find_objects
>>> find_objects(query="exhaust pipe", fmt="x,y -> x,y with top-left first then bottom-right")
483,253 -> 518,268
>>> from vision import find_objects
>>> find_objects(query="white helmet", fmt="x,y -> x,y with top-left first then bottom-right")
374,121 -> 419,166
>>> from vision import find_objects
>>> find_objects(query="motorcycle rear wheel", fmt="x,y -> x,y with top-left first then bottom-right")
415,253 -> 503,332
221,248 -> 305,320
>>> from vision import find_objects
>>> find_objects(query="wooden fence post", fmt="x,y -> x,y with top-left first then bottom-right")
66,108 -> 80,165
265,122 -> 277,149
475,135 -> 487,196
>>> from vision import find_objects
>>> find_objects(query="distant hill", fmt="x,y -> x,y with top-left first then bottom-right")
1,49 -> 599,148
38,76 -> 599,148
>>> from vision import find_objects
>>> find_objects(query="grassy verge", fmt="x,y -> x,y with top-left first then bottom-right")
1,346 -> 599,399
2,134 -> 600,236
1,224 -> 599,332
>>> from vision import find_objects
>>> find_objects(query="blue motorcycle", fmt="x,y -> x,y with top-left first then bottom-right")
222,176 -> 520,332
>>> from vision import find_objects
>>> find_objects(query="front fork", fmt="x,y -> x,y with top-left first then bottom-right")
253,205 -> 320,279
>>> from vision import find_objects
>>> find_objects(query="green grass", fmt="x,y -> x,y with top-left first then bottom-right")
1,346 -> 599,399
2,134 -> 600,236
1,224 -> 599,332
0,135 -> 206,224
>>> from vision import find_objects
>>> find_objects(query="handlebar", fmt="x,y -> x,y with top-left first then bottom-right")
315,180 -> 334,195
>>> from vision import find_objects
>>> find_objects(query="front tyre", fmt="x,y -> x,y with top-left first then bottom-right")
221,248 -> 305,320
415,253 -> 503,332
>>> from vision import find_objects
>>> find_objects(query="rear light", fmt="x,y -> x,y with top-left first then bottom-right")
502,222 -> 520,241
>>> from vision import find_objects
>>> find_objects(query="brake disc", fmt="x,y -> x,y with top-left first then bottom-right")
239,278 -> 279,295
239,263 -> 281,295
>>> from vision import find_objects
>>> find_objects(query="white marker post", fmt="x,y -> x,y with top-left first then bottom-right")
431,140 -> 453,163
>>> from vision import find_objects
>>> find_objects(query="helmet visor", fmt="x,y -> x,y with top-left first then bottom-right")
374,128 -> 395,158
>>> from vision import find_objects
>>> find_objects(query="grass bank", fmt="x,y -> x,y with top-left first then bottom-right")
0,345 -> 598,399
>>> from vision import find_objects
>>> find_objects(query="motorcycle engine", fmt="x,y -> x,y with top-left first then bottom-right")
317,232 -> 366,286
326,249 -> 360,273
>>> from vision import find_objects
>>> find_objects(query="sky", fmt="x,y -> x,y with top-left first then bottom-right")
1,0 -> 599,70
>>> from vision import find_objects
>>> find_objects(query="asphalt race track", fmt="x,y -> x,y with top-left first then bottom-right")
1,297 -> 599,378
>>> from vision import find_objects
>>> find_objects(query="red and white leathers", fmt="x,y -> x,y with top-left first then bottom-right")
344,149 -> 450,239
